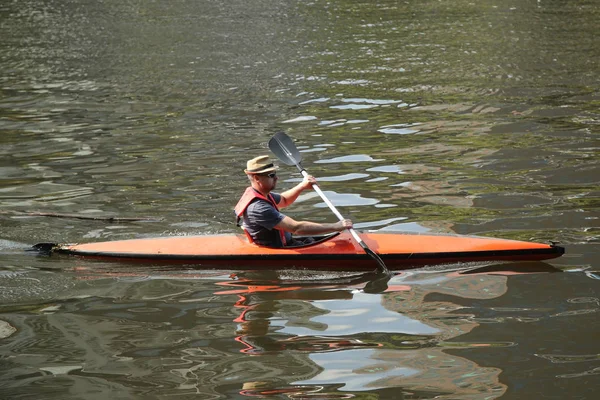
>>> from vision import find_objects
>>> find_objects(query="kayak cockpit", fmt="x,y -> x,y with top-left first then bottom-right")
283,232 -> 341,248
241,230 -> 341,249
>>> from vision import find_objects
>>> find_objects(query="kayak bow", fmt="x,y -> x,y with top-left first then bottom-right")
42,232 -> 564,270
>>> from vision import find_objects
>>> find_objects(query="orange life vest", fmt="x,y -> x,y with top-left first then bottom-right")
234,187 -> 287,246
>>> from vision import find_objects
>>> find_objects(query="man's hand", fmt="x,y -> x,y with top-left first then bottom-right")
335,219 -> 353,231
301,175 -> 317,190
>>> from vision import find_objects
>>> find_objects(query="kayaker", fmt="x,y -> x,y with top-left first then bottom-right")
235,155 -> 353,247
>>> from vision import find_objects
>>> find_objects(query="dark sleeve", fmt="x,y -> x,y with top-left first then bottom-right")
246,201 -> 285,230
270,193 -> 282,206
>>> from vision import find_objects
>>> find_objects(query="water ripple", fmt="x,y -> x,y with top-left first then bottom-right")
315,155 -> 384,163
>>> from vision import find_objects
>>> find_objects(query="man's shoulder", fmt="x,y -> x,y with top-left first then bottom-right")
246,195 -> 285,227
247,197 -> 277,213
246,192 -> 281,205
269,192 -> 281,203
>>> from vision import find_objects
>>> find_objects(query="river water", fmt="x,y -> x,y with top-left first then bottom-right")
1,0 -> 598,399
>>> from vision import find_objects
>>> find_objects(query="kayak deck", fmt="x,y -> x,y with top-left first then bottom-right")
49,232 -> 564,271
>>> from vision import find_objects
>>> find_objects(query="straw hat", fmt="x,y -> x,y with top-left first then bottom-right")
244,155 -> 278,175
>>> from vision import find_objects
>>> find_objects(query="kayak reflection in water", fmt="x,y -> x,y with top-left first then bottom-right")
234,155 -> 352,247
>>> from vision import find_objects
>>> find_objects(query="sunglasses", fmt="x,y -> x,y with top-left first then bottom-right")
259,172 -> 277,178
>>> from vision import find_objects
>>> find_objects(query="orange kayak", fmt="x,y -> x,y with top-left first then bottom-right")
41,232 -> 564,271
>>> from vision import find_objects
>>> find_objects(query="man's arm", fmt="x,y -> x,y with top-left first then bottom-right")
277,175 -> 316,209
275,215 -> 352,236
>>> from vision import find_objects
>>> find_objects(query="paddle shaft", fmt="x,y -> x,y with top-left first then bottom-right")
299,170 -> 360,242
269,131 -> 390,275
298,169 -> 390,274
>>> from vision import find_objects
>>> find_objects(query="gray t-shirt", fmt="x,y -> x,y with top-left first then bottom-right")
242,193 -> 292,247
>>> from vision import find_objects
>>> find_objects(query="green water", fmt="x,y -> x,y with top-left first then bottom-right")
0,0 -> 598,399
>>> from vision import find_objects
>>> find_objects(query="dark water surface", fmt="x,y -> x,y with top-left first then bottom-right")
1,0 -> 598,399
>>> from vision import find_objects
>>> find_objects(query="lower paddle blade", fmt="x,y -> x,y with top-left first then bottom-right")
268,132 -> 303,166
363,246 -> 391,275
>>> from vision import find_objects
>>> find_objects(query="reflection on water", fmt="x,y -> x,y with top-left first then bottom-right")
3,266 -> 572,398
1,259 -> 598,399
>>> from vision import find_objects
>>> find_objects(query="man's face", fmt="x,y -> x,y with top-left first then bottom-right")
255,172 -> 278,191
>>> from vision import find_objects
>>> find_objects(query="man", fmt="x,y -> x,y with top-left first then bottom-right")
234,155 -> 353,247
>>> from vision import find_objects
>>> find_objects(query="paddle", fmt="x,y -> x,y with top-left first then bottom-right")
268,132 -> 391,275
